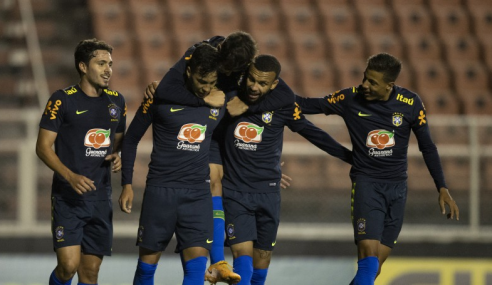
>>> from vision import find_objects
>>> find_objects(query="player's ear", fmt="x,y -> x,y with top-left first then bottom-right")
79,61 -> 87,75
270,79 -> 279,91
386,81 -> 395,90
186,66 -> 191,79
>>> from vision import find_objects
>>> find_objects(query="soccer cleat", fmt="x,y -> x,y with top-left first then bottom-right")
205,260 -> 241,285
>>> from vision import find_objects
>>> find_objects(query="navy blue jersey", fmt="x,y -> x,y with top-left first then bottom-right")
296,85 -> 446,189
121,96 -> 226,190
221,102 -> 307,193
154,35 -> 295,112
39,85 -> 127,200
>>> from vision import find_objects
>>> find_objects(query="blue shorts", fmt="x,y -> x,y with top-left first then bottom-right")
137,186 -> 213,253
51,197 -> 113,256
351,178 -> 407,248
223,188 -> 281,251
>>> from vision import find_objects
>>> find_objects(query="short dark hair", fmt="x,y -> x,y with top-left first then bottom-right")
218,31 -> 258,73
252,54 -> 281,79
188,43 -> 219,77
74,38 -> 113,76
366,53 -> 402,83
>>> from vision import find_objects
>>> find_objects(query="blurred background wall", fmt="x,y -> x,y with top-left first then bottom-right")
1,0 -> 492,284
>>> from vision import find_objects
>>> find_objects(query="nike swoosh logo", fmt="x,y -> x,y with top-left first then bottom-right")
358,112 -> 371,117
170,108 -> 184,112
272,241 -> 276,246
206,239 -> 213,244
76,110 -> 88,115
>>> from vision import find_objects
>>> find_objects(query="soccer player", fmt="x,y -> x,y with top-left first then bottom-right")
221,54 -> 353,285
36,38 -> 126,285
295,53 -> 460,285
119,44 -> 231,285
143,31 -> 296,284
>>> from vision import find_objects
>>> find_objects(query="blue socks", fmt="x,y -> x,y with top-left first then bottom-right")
251,268 -> 268,285
133,259 -> 158,285
211,196 -> 225,264
233,255 -> 253,285
49,270 -> 72,285
183,256 -> 207,285
353,256 -> 379,285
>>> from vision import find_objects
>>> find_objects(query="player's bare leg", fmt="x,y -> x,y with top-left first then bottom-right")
77,253 -> 103,284
54,245 -> 81,282
376,243 -> 392,278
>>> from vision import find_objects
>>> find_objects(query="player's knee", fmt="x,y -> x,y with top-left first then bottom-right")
77,263 -> 101,283
253,249 -> 272,269
56,262 -> 78,281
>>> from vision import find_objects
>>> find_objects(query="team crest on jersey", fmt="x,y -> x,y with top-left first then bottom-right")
392,112 -> 403,127
366,130 -> 395,157
210,108 -> 219,117
55,226 -> 64,241
357,219 -> 366,234
226,224 -> 236,240
108,104 -> 120,120
84,128 -> 111,156
262,112 -> 273,123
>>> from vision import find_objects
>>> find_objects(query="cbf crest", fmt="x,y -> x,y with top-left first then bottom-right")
108,104 -> 120,120
392,112 -> 404,127
262,112 -> 273,124
210,108 -> 219,117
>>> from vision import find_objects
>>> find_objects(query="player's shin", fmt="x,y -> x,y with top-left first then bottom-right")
133,259 -> 158,285
233,255 -> 253,285
251,268 -> 268,285
49,270 -> 73,285
182,256 -> 207,285
353,256 -> 379,285
211,196 -> 225,264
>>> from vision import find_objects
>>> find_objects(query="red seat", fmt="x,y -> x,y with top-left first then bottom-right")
131,2 -> 166,33
90,3 -> 128,40
327,33 -> 366,66
431,5 -> 472,37
450,61 -> 489,92
279,0 -> 319,33
104,32 -> 135,62
365,34 -> 405,61
318,3 -> 357,37
240,0 -> 281,33
392,4 -> 433,35
297,61 -> 336,98
252,32 -> 290,62
277,60 -> 299,94
442,157 -> 470,192
357,5 -> 395,36
203,0 -> 243,36
167,0 -> 205,35
420,89 -> 461,115
335,60 -> 366,90
288,32 -> 327,63
412,61 -> 451,92
441,35 -> 480,63
468,5 -> 492,42
138,32 -> 175,63
402,34 -> 443,62
455,90 -> 492,115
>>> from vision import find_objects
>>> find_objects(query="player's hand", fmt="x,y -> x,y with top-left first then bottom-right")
280,161 -> 292,189
144,81 -> 160,99
438,187 -> 459,221
105,153 -> 121,173
204,89 -> 225,107
119,184 -> 134,214
67,172 -> 96,195
227,96 -> 248,117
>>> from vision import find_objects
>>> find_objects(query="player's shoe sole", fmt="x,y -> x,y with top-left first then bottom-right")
205,260 -> 241,285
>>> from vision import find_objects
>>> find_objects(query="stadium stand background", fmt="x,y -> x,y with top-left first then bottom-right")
1,0 -> 492,263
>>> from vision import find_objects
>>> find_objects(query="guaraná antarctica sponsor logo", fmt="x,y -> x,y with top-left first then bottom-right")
176,123 -> 207,151
84,128 -> 110,157
366,129 -> 395,157
233,122 -> 264,151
